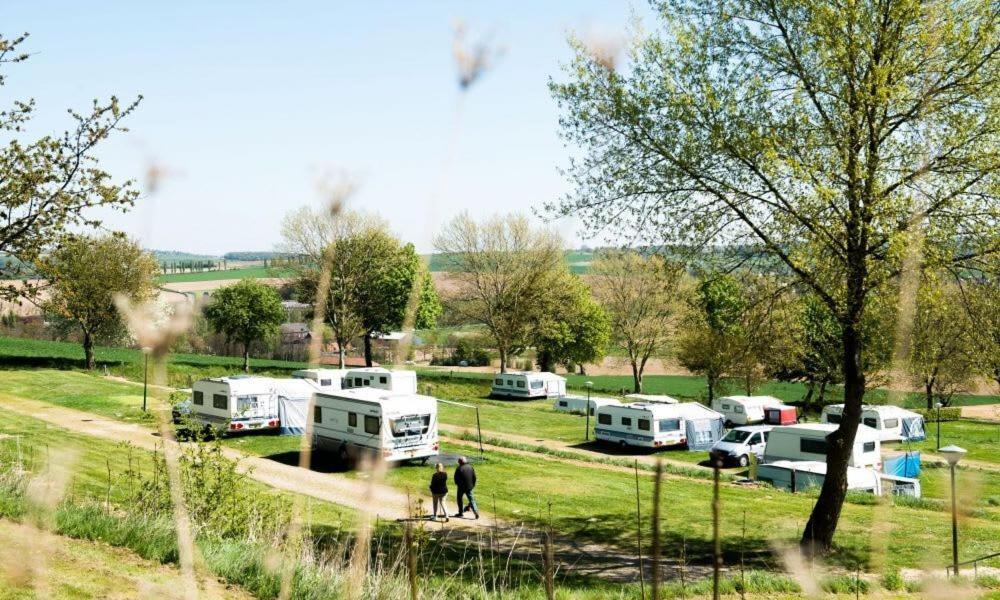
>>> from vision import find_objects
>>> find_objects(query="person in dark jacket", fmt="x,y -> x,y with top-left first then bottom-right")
429,462 -> 449,521
453,456 -> 479,519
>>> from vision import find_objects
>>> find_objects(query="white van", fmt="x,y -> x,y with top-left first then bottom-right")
712,396 -> 784,425
491,371 -> 566,400
292,368 -> 349,390
763,423 -> 881,469
342,368 -> 418,394
189,376 -> 319,434
820,404 -> 925,442
553,395 -> 620,416
312,388 -> 439,463
708,425 -> 773,467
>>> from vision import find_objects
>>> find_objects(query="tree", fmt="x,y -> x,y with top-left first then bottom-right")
39,234 -> 158,369
203,279 -> 285,372
435,213 -> 565,372
531,273 -> 611,373
677,274 -> 747,402
550,1 -> 1000,550
0,34 -> 141,300
962,272 -> 1000,389
910,275 -> 977,408
590,252 -> 681,392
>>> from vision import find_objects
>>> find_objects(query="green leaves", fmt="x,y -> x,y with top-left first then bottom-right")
203,279 -> 285,370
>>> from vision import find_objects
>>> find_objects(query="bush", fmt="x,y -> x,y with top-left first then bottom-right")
911,407 -> 962,422
881,568 -> 904,591
430,337 -> 491,367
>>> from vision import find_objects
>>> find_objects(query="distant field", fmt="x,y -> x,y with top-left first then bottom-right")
157,265 -> 294,284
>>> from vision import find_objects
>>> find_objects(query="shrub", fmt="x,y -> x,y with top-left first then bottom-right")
911,407 -> 962,421
881,568 -> 904,591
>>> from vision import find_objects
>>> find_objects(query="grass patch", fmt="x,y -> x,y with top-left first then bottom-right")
157,265 -> 294,284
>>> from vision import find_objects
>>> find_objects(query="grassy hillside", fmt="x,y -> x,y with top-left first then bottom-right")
157,265 -> 295,284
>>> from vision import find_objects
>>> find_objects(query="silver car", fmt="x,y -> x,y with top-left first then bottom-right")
708,425 -> 773,467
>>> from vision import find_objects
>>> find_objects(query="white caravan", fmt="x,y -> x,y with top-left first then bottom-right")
312,387 -> 439,463
712,395 -> 784,425
757,461 -> 921,498
595,402 -> 688,448
292,368 -> 349,390
189,376 -> 319,434
624,394 -> 679,404
820,404 -> 926,442
763,423 -> 881,468
491,371 -> 567,400
553,395 -> 620,416
342,368 -> 418,394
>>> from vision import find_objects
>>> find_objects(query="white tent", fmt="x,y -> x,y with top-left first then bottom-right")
272,379 -> 320,435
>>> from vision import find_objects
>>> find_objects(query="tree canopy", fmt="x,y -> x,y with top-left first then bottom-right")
203,279 -> 285,372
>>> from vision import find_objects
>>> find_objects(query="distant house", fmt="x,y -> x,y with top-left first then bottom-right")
280,323 -> 312,344
365,331 -> 418,364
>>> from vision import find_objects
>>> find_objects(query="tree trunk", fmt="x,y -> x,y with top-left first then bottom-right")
801,320 -> 865,552
925,379 -> 934,410
83,330 -> 95,370
707,375 -> 716,403
538,349 -> 553,373
817,380 -> 828,404
338,346 -> 346,369
243,344 -> 250,373
578,363 -> 586,375
363,334 -> 374,367
631,360 -> 642,393
498,347 -> 508,373
802,380 -> 815,408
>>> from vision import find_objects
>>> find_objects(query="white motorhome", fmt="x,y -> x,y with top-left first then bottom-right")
624,394 -> 679,404
594,401 -> 725,450
491,371 -> 566,400
757,461 -> 921,498
820,404 -> 925,442
189,376 -> 319,434
553,395 -> 620,416
292,368 -> 349,390
342,368 -> 418,394
312,388 -> 439,463
712,395 -> 784,425
763,423 -> 882,468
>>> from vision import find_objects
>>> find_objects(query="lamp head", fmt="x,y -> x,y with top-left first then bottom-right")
585,381 -> 593,388
935,402 -> 943,409
939,445 -> 967,466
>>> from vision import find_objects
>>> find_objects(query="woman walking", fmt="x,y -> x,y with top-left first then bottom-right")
429,462 -> 449,521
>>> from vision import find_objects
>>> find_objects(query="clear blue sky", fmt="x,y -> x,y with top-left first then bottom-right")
1,1 -> 653,255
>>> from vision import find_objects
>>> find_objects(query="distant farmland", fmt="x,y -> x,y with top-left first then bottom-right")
157,265 -> 294,284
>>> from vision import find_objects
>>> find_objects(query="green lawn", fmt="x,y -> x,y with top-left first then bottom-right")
886,419 -> 1000,464
157,266 -> 294,283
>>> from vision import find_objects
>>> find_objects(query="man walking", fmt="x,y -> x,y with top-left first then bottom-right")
453,456 -> 479,519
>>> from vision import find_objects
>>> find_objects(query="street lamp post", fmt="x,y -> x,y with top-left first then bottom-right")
940,445 -> 967,576
935,402 -> 943,451
141,347 -> 152,412
585,381 -> 593,442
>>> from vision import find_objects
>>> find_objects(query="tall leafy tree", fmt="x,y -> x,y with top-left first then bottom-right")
677,274 -> 747,401
590,252 -> 681,392
532,273 -> 611,373
203,279 -> 285,372
39,235 -> 158,369
0,34 -> 141,300
910,274 -> 977,408
550,0 -> 1000,549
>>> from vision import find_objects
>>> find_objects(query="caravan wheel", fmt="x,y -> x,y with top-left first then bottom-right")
338,445 -> 349,464
619,440 -> 628,449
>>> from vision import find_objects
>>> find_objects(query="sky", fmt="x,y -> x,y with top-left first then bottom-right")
0,1 -> 655,255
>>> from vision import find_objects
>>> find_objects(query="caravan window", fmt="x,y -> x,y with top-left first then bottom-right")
193,391 -> 204,405
236,396 -> 257,414
364,415 -> 380,435
658,419 -> 681,432
883,418 -> 898,429
863,441 -> 876,453
558,401 -> 568,407
721,403 -> 730,411
314,406 -> 322,423
320,379 -> 332,387
516,380 -> 525,388
348,412 -> 357,427
354,377 -> 364,387
494,378 -> 503,385
213,394 -> 228,410
734,405 -> 744,414
598,413 -> 611,425
800,438 -> 828,455
826,413 -> 842,424
531,381 -> 543,389
506,379 -> 513,386
390,415 -> 425,437
638,419 -> 651,431
863,417 -> 877,428
379,376 -> 388,384
620,417 -> 632,426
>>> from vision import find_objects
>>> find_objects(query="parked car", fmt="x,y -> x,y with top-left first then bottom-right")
708,425 -> 772,467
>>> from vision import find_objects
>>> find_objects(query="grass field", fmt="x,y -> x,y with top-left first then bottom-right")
157,266 -> 295,284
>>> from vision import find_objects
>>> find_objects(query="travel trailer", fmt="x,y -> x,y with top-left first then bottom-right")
553,395 -> 620,416
624,394 -> 679,404
312,388 -> 439,463
491,371 -> 566,400
757,461 -> 921,498
594,401 -> 725,450
292,368 -> 349,390
708,425 -> 773,467
711,395 -> 785,425
763,423 -> 882,468
763,405 -> 798,425
188,376 -> 319,434
342,367 -> 418,394
820,404 -> 925,442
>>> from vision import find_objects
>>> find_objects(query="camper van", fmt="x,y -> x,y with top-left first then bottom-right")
708,425 -> 773,467
757,461 -> 921,498
292,368 -> 349,390
594,401 -> 725,450
189,376 -> 319,434
624,394 -> 679,404
342,368 -> 418,394
491,371 -> 566,400
820,404 -> 925,442
312,388 -> 439,463
553,395 -> 620,416
763,423 -> 882,468
711,396 -> 784,425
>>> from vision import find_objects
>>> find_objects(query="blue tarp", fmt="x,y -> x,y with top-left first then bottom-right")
883,452 -> 921,478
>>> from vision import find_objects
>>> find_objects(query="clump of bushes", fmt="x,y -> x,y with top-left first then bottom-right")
911,406 -> 962,421
430,336 -> 491,367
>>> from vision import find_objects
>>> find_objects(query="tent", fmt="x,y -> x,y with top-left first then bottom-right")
272,379 -> 320,435
900,414 -> 926,442
883,451 -> 921,479
673,402 -> 726,451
